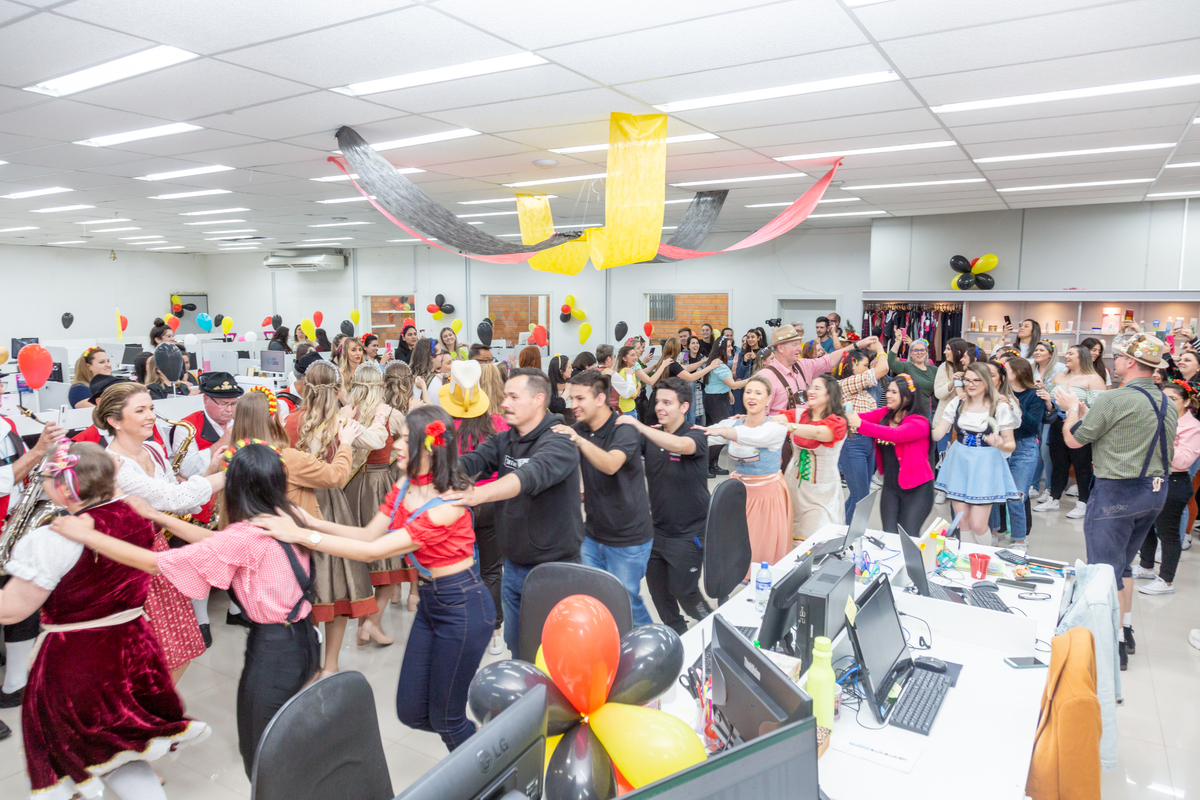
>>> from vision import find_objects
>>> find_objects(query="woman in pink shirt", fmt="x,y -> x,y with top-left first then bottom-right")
1134,379 -> 1200,595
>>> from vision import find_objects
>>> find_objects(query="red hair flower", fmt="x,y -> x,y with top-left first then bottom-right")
423,420 -> 447,451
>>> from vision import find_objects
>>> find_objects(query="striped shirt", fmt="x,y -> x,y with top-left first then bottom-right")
1070,377 -> 1177,479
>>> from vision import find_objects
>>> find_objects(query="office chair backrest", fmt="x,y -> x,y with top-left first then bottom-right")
251,671 -> 392,800
518,562 -> 634,663
704,478 -> 751,604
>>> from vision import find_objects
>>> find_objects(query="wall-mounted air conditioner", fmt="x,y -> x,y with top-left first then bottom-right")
263,251 -> 346,272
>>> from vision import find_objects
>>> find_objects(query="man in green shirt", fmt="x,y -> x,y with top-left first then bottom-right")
1057,332 -> 1175,669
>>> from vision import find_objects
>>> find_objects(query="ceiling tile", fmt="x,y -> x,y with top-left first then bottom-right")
3,143 -> 146,170
365,64 -> 599,114
0,98 -> 168,143
852,0 -> 1113,41
193,91 -> 402,142
670,81 -> 923,132
720,107 -> 941,150
948,104 -> 1195,148
426,88 -> 659,134
0,14 -> 153,89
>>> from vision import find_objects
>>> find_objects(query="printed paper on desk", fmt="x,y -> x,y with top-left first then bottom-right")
831,736 -> 922,774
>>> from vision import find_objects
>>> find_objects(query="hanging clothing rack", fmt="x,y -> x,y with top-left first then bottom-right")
862,301 -> 964,357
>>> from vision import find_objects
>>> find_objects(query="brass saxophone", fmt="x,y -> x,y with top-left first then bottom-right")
0,409 -> 60,576
157,415 -> 196,476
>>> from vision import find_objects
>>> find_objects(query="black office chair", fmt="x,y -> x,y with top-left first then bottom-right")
518,562 -> 634,663
251,671 -> 392,800
703,478 -> 751,605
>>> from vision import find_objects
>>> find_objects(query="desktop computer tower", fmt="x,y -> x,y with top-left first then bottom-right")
794,558 -> 855,670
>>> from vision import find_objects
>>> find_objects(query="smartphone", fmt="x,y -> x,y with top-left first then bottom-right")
1004,656 -> 1048,669
648,347 -> 656,358
997,577 -> 1036,590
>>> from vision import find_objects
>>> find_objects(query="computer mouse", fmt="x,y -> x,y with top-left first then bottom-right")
914,656 -> 947,673
973,580 -> 999,591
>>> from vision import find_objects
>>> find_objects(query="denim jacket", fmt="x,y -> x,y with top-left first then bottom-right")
1056,560 -> 1120,771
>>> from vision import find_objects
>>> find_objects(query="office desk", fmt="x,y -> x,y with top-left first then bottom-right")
660,525 -> 1066,800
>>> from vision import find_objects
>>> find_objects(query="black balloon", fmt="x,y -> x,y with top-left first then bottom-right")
544,722 -> 617,800
614,321 -> 628,341
560,312 -> 572,323
435,294 -> 445,307
440,303 -> 454,315
182,303 -> 197,312
477,321 -> 493,347
956,273 -> 976,290
61,312 -> 73,329
950,255 -> 972,274
468,660 -> 581,735
176,310 -> 186,320
271,314 -> 283,330
213,314 -> 225,327
154,343 -> 185,382
340,320 -> 354,336
975,273 -> 995,290
607,625 -> 684,707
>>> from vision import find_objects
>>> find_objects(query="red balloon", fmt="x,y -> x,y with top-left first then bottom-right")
313,311 -> 323,327
970,257 -> 980,268
17,344 -> 53,390
561,304 -> 571,314
390,297 -> 401,308
166,316 -> 181,331
614,766 -> 635,795
261,315 -> 272,327
531,325 -> 548,348
643,322 -> 653,337
541,595 -> 620,715
173,304 -> 183,313
119,315 -> 128,332
426,303 -> 440,313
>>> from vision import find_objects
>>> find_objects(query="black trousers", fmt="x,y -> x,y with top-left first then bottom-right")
473,501 -> 503,628
237,619 -> 319,778
0,577 -> 38,643
1048,418 -> 1093,503
879,479 -> 934,536
1140,472 -> 1191,584
703,393 -> 729,470
645,533 -> 711,635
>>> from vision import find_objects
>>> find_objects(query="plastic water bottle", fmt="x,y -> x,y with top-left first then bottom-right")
809,636 -> 836,729
754,562 -> 772,613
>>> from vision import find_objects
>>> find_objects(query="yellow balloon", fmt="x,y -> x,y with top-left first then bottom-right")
544,734 -> 562,775
951,275 -> 963,291
528,323 -> 537,333
350,309 -> 360,325
432,310 -> 444,321
301,318 -> 316,341
451,318 -> 463,334
0,347 -> 9,364
972,253 -> 998,274
571,308 -> 586,321
590,702 -> 706,788
164,313 -> 176,324
222,317 -> 234,335
170,294 -> 182,305
578,322 -> 592,344
565,294 -> 576,308
535,645 -> 549,676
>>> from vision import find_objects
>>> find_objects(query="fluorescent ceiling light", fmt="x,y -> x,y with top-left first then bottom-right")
307,221 -> 371,228
776,141 -> 956,162
807,210 -> 888,218
845,0 -> 894,6
24,45 -> 198,97
292,243 -> 352,248
662,226 -> 677,230
0,226 -> 38,232
1165,161 -> 1200,169
670,172 -> 807,187
553,223 -> 604,229
315,196 -> 376,204
333,129 -> 481,154
664,198 -> 694,205
1147,190 -> 1200,197
310,168 -> 424,182
184,218 -> 243,225
31,204 -> 95,213
933,73 -> 1200,114
91,227 -> 140,232
332,53 -> 547,97
206,235 -> 259,240
76,218 -> 130,225
504,173 -> 608,188
467,221 -> 484,225
148,245 -> 185,250
550,133 -> 720,155
179,208 -> 250,216
203,229 -> 255,234
387,238 -> 438,242
303,237 -> 353,241
496,234 -> 523,237
974,143 -> 1175,164
150,189 -> 232,200
75,122 -> 202,148
996,178 -> 1155,192
745,198 -> 860,208
457,211 -> 519,218
217,246 -> 257,250
655,71 -> 898,113
120,235 -> 163,240
842,178 -> 986,190
48,240 -> 86,245
0,161 -> 7,166
2,187 -> 73,199
458,196 -> 557,205
136,165 -> 234,181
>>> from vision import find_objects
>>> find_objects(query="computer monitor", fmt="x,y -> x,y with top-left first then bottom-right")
11,338 -> 37,358
755,554 -> 814,655
260,350 -> 285,373
394,685 -> 547,800
121,344 -> 143,367
710,615 -> 812,744
805,490 -> 878,562
898,525 -> 965,605
845,575 -> 913,724
623,717 -> 820,800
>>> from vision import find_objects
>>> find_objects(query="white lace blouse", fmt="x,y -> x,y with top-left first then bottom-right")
117,442 -> 213,515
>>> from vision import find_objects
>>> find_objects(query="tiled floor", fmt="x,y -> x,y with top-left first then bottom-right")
0,489 -> 1196,798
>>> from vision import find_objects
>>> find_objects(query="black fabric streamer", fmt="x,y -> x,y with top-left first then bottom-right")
641,190 -> 728,264
335,126 -> 581,256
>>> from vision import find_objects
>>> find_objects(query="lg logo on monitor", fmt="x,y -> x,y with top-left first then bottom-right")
476,736 -> 510,773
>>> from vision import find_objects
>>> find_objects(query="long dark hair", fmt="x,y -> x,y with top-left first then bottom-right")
703,336 -> 732,387
833,348 -> 871,380
456,413 -> 498,455
314,328 -> 332,352
149,318 -> 171,345
808,374 -> 845,422
225,444 -> 305,528
547,354 -> 570,393
941,337 -> 973,376
272,325 -> 294,354
405,405 -> 471,492
1080,337 -> 1108,383
882,377 -> 915,426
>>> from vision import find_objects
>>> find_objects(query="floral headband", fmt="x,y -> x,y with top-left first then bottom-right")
219,438 -> 284,470
1169,378 -> 1196,396
1037,339 -> 1056,352
898,374 -> 916,393
909,338 -> 929,350
423,420 -> 447,452
248,385 -> 277,415
82,346 -> 102,361
44,438 -> 81,502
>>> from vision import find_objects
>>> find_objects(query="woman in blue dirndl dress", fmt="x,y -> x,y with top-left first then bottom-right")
932,363 -> 1021,545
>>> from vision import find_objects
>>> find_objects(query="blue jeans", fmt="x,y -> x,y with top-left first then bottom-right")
1005,436 -> 1041,541
840,432 -> 875,523
501,559 -> 536,656
1032,423 -> 1051,493
622,409 -> 638,420
580,537 -> 654,625
684,399 -> 697,425
397,564 -> 495,750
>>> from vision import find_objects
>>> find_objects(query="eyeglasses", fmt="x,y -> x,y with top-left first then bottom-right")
211,398 -> 238,409
962,378 -> 984,386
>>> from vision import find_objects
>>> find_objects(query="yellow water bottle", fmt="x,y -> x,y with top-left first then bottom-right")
809,636 -> 836,729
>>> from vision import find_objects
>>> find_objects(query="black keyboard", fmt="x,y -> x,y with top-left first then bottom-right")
736,625 -> 759,640
889,668 -> 952,735
927,583 -> 963,604
966,588 -> 1012,613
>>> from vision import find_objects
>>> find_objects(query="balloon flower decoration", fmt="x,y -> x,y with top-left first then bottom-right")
469,596 -> 704,799
527,323 -> 549,348
949,253 -> 998,290
425,294 -> 455,321
169,294 -> 197,319
559,295 -> 591,343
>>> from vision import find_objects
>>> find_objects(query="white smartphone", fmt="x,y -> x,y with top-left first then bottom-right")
1003,656 -> 1048,670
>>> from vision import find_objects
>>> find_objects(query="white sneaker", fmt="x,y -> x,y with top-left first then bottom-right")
1034,498 -> 1059,512
934,490 -> 947,505
1065,483 -> 1078,497
1132,564 -> 1158,580
1190,630 -> 1200,650
871,473 -> 884,489
488,633 -> 504,656
1039,490 -> 1054,503
1138,577 -> 1175,595
1184,535 -> 1193,551
1010,541 -> 1028,553
1066,501 -> 1086,520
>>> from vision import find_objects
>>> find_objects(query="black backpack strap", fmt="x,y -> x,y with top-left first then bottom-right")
275,538 -> 314,623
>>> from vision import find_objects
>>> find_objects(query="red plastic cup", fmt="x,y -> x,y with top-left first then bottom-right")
969,552 -> 991,580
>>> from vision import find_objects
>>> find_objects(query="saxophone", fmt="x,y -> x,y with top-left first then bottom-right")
0,409 -> 59,576
158,415 -> 196,476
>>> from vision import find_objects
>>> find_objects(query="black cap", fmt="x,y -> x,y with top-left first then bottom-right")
294,351 -> 322,377
89,374 -> 130,403
198,371 -> 244,398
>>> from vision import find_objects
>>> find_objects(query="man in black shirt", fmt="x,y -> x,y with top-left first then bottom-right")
616,377 -> 711,634
553,370 -> 655,625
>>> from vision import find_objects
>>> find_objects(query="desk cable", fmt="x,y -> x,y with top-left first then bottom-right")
898,611 -> 933,651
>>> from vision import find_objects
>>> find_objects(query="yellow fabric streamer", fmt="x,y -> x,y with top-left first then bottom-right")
589,113 -> 666,270
115,306 -> 123,343
516,194 -> 589,275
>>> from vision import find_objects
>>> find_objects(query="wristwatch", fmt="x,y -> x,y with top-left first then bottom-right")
308,531 -> 322,546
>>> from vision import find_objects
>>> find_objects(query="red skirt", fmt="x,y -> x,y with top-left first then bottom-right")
144,530 -> 205,670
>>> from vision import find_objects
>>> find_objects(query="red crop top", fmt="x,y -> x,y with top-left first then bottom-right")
379,485 -> 476,568
782,408 -> 848,448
